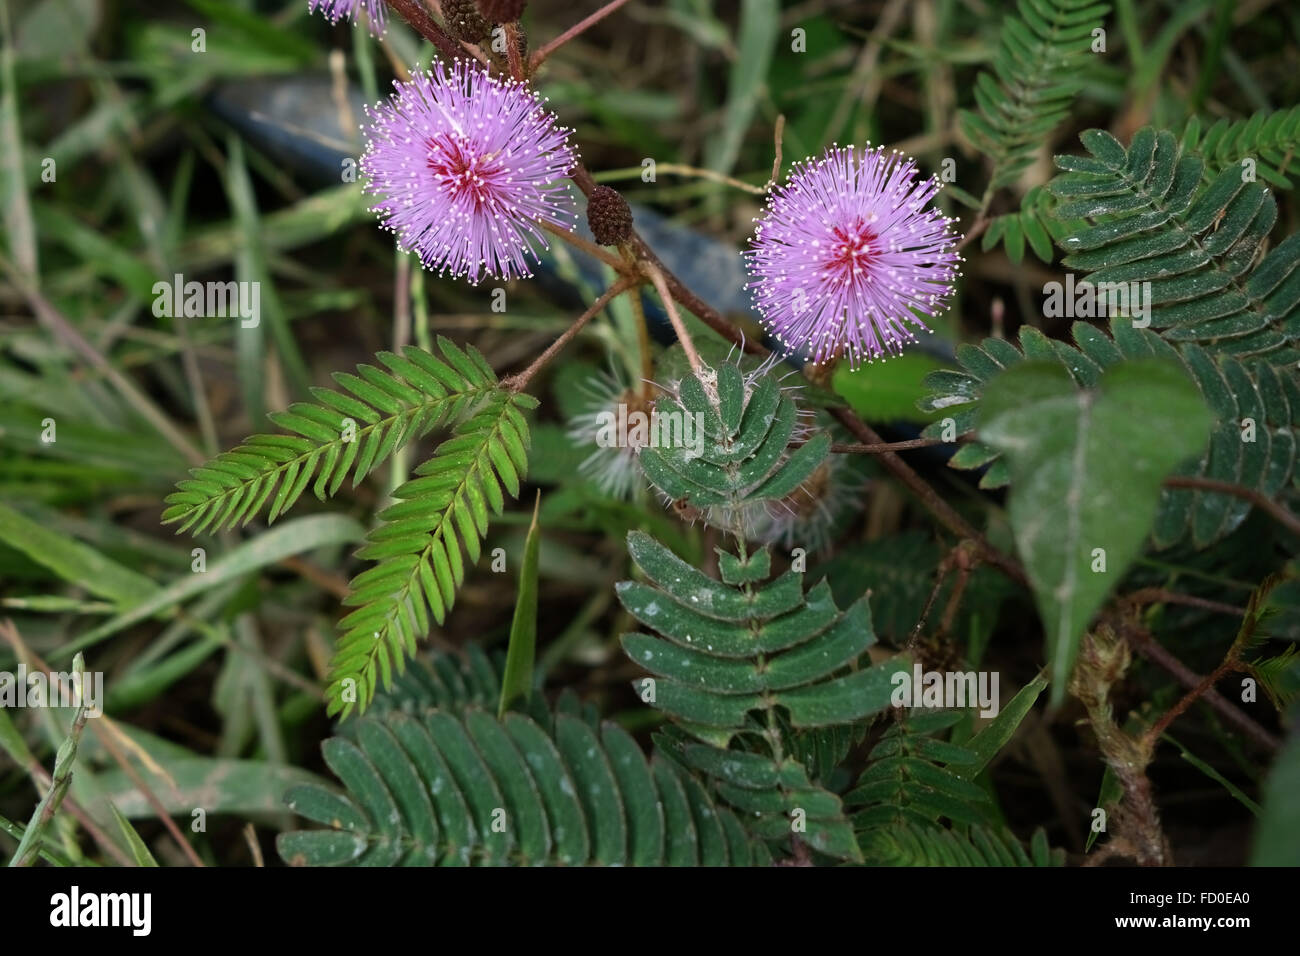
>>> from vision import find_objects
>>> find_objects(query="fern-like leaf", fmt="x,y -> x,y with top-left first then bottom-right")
845,710 -> 993,830
162,338 -> 499,535
278,710 -> 770,866
959,0 -> 1110,195
326,389 -> 536,717
639,363 -> 831,522
981,185 -> 1085,265
862,822 -> 1064,867
619,532 -> 904,734
620,533 -> 906,861
1250,644 -> 1300,712
1182,107 -> 1300,189
1049,126 -> 1300,360
366,645 -> 503,718
655,730 -> 864,861
919,318 -> 1300,546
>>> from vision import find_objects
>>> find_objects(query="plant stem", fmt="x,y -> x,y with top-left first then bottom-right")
505,22 -> 525,80
504,278 -> 638,392
10,655 -> 90,867
529,0 -> 635,71
540,220 -> 629,272
1164,475 -> 1300,538
644,263 -> 703,373
382,0 -> 463,60
1127,627 -> 1278,751
829,438 -> 945,453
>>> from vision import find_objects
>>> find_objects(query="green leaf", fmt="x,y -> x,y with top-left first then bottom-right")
978,360 -> 1213,701
499,493 -> 541,718
919,319 -> 1300,548
280,710 -> 762,866
1250,714 -> 1300,865
960,673 -> 1049,777
61,514 -> 365,662
163,345 -> 496,536
832,353 -> 946,424
0,502 -> 158,608
108,804 -> 160,867
327,391 -> 534,718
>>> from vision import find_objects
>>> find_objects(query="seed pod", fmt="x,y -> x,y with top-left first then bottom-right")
444,0 -> 490,43
586,185 -> 634,246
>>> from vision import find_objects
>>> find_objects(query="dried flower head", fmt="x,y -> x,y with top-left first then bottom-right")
307,0 -> 385,33
744,145 -> 961,367
567,370 -> 653,500
749,452 -> 864,554
360,60 -> 578,283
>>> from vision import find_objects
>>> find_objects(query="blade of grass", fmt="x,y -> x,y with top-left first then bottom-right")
499,492 -> 542,718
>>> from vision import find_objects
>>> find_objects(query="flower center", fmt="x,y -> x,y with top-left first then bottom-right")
824,220 -> 877,281
425,134 -> 501,209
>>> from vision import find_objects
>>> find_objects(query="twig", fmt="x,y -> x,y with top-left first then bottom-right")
503,278 -> 638,392
644,263 -> 703,373
830,438 -> 945,453
1164,475 -> 1300,538
1,629 -> 207,866
529,0 -> 635,71
1124,587 -> 1244,617
92,721 -> 207,866
954,213 -> 990,251
1143,656 -> 1245,749
540,220 -> 629,272
768,114 -> 786,191
243,823 -> 265,867
1128,628 -> 1279,751
595,162 -> 771,195
832,405 -> 1029,587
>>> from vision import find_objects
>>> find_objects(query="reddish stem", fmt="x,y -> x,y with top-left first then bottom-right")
529,0 -> 635,70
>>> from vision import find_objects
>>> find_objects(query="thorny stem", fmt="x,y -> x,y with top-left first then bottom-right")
1140,578 -> 1272,751
503,278 -> 639,393
529,0 -> 635,71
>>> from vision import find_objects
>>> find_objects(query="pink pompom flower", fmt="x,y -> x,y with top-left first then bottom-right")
308,0 -> 386,34
744,145 -> 961,367
360,60 -> 578,283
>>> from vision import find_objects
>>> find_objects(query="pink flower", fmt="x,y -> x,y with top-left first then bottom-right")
360,61 -> 578,283
308,0 -> 386,34
745,146 -> 961,367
